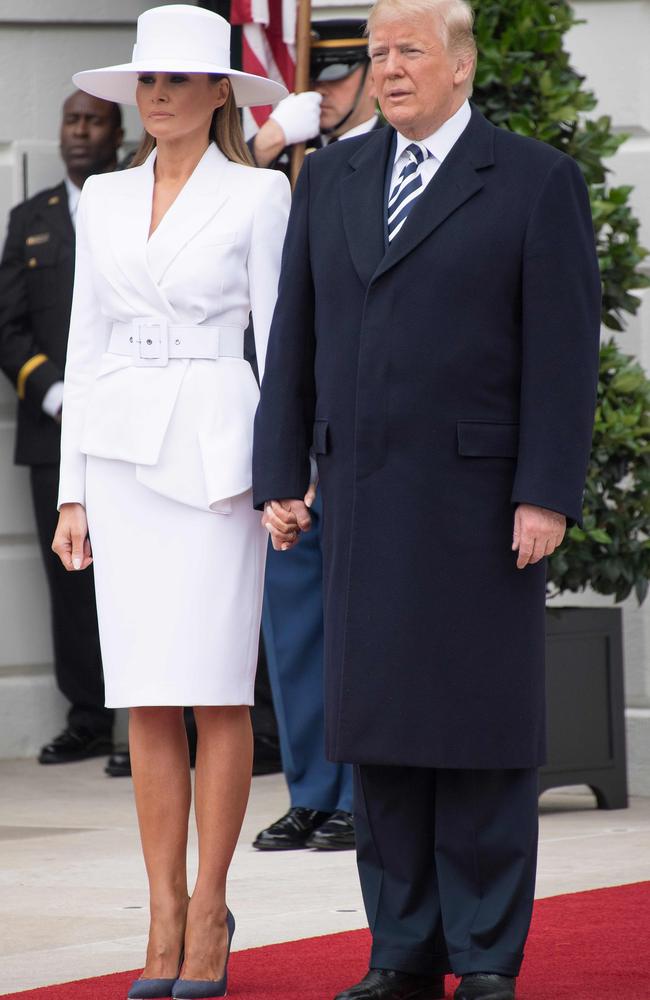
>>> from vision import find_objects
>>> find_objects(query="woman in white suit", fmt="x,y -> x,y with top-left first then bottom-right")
52,6 -> 290,999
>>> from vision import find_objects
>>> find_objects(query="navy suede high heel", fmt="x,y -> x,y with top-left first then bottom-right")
128,977 -> 178,1000
128,950 -> 184,999
172,909 -> 235,999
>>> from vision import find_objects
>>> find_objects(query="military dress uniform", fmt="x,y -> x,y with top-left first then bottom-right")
0,180 -> 112,750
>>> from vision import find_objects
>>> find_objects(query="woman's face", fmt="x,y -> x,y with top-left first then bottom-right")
136,72 -> 230,142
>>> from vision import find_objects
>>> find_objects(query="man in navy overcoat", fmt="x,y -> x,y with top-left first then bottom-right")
253,1 -> 601,998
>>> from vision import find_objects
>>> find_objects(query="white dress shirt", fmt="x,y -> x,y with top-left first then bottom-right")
64,175 -> 81,229
389,99 -> 472,195
41,176 -> 82,418
322,114 -> 379,146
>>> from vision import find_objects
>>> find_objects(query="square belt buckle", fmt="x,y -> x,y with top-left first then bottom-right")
133,318 -> 169,367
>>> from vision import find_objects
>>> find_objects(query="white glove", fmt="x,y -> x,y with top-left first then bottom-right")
269,91 -> 322,146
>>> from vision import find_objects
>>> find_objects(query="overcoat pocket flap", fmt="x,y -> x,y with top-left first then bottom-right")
313,419 -> 330,455
457,420 -> 519,458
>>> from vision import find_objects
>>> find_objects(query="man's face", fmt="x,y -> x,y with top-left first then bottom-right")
369,13 -> 468,139
60,91 -> 122,178
313,64 -> 369,133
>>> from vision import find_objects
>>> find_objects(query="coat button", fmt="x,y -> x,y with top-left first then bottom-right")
146,338 -> 153,345
175,339 -> 181,345
129,336 -> 133,343
27,257 -> 38,268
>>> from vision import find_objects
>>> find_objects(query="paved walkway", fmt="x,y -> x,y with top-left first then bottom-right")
1,758 -> 649,994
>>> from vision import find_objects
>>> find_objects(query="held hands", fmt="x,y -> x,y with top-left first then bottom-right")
512,503 -> 566,569
263,483 -> 316,551
52,502 -> 93,571
269,92 -> 323,146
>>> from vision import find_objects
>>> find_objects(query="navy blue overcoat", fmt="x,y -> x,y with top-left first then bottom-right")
253,107 -> 601,769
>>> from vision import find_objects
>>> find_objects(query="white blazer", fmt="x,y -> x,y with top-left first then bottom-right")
58,143 -> 290,512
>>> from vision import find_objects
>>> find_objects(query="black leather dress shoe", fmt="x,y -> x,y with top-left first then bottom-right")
306,809 -> 355,850
38,727 -> 113,765
334,969 -> 445,1000
454,974 -> 515,1000
105,747 -> 131,777
253,807 -> 331,850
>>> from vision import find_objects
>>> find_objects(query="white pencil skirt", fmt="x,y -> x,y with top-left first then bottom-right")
85,456 -> 267,707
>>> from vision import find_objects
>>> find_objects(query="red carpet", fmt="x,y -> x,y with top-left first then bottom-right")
5,882 -> 650,999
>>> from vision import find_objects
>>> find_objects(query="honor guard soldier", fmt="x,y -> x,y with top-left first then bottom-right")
251,20 -> 382,852
251,18 -> 382,172
0,91 -> 124,769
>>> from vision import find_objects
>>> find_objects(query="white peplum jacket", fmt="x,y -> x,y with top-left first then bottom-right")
58,142 -> 290,513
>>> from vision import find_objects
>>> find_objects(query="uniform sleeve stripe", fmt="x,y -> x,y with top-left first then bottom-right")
17,353 -> 49,400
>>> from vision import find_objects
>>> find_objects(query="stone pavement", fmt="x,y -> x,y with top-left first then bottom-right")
1,758 -> 649,994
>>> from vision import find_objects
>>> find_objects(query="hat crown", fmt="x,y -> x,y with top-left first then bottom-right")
132,4 -> 231,69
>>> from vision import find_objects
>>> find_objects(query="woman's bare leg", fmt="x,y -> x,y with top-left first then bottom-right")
129,706 -> 191,978
181,705 -> 253,980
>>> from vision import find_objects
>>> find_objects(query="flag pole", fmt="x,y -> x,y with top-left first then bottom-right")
290,0 -> 312,188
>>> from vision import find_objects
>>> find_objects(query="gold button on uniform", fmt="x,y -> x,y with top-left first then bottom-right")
27,257 -> 38,268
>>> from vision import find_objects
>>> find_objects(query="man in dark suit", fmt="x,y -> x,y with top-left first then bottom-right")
253,0 -> 601,998
0,90 -> 123,768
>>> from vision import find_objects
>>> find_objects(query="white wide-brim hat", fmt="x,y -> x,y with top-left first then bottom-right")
73,4 -> 287,108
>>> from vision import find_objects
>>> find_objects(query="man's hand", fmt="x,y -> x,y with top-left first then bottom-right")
262,497 -> 312,551
512,503 -> 566,569
52,502 -> 93,571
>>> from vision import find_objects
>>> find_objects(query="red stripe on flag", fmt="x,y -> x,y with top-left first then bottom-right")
230,0 -> 253,26
266,0 -> 296,90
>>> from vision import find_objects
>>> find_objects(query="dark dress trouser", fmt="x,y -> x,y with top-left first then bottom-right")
354,764 -> 539,978
30,463 -> 113,737
262,490 -> 353,813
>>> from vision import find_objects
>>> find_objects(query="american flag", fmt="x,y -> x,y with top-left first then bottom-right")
230,0 -> 297,138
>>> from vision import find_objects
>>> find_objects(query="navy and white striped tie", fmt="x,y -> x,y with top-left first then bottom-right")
387,143 -> 431,242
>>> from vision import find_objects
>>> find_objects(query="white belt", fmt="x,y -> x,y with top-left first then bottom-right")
108,319 -> 245,368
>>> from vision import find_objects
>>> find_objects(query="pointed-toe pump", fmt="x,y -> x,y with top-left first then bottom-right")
128,950 -> 184,999
172,909 -> 235,999
127,976 -> 178,999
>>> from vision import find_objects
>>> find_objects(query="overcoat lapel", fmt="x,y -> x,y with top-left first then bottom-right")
374,109 -> 495,282
340,127 -> 394,288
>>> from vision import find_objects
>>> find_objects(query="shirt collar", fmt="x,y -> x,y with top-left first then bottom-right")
322,114 -> 379,146
64,175 -> 82,221
394,99 -> 471,165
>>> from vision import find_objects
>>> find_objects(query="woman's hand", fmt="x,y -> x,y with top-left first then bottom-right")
52,503 -> 93,571
263,499 -> 311,551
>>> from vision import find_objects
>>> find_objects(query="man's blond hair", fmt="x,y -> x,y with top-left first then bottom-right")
367,0 -> 477,92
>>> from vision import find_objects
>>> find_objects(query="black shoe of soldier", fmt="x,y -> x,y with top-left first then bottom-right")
105,747 -> 131,777
253,807 -> 332,850
306,810 -> 355,850
38,727 -> 113,765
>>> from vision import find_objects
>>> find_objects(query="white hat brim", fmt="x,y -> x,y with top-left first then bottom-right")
73,59 -> 287,108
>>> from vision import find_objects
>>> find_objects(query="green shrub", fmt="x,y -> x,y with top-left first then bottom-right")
472,0 -> 650,601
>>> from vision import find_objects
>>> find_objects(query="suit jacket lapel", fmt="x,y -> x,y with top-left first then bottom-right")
104,150 -> 178,318
340,127 -> 394,288
46,183 -> 74,244
374,108 -> 495,282
146,143 -> 231,285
